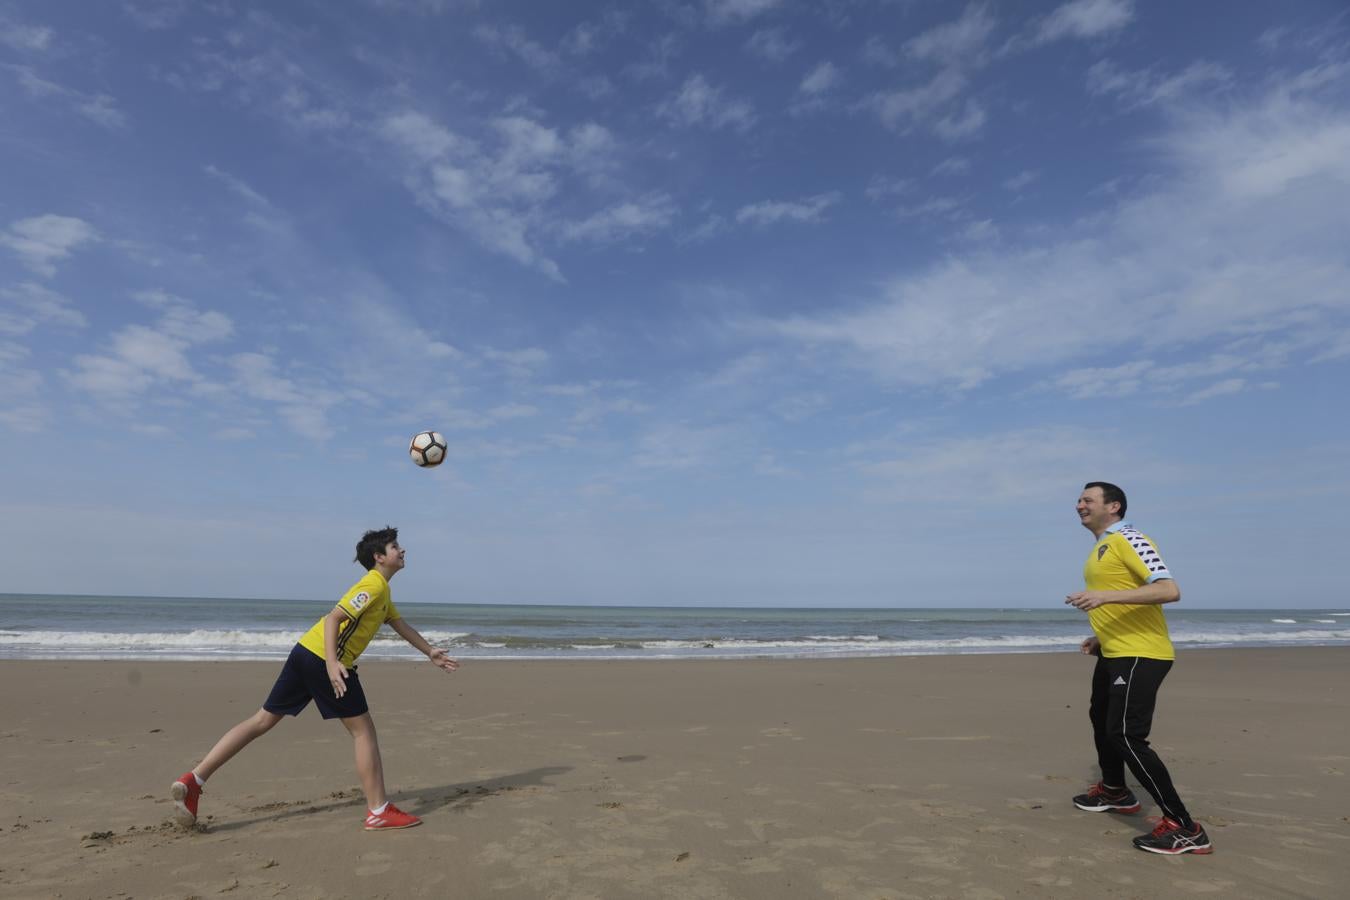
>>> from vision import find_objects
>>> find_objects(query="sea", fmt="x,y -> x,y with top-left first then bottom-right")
1,594 -> 1348,661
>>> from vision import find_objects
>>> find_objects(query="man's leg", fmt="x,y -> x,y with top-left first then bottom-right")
1089,655 -> 1127,788
1073,656 -> 1141,812
341,711 -> 387,810
1107,657 -> 1212,854
1106,657 -> 1192,826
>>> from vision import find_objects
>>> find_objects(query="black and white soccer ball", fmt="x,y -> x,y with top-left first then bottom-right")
409,430 -> 447,468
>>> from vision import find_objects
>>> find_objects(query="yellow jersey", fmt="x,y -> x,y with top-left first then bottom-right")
1083,521 -> 1175,660
297,569 -> 401,667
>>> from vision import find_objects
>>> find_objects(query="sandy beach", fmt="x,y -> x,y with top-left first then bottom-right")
2,648 -> 1347,899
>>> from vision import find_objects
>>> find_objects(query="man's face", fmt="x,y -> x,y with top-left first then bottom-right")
375,541 -> 406,571
1076,487 -> 1120,533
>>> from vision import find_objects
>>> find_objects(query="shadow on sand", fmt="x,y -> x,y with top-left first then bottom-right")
203,766 -> 572,833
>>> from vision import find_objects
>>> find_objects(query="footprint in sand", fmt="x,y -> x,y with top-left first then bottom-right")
1172,878 -> 1238,894
353,851 -> 394,876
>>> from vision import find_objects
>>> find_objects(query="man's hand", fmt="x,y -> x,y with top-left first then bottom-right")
326,659 -> 349,698
429,649 -> 460,673
1066,591 -> 1112,611
1080,636 -> 1101,656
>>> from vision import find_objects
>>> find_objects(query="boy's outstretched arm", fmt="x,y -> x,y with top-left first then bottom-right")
389,617 -> 460,672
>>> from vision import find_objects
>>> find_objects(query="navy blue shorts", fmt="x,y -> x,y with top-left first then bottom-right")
263,644 -> 370,720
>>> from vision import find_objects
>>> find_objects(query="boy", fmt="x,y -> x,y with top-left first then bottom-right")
171,526 -> 459,831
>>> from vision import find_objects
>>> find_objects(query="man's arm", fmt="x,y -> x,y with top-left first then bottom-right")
1066,578 -> 1180,611
388,618 -> 460,672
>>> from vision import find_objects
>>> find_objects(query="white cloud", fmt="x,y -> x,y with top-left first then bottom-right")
1003,169 -> 1040,191
746,27 -> 799,63
895,195 -> 967,220
1087,59 -> 1232,109
7,65 -> 127,129
763,67 -> 1350,391
472,23 -> 560,72
865,175 -> 914,202
349,293 -> 460,364
0,356 -> 48,432
122,1 -> 189,30
625,33 -> 680,81
562,11 -> 628,56
633,422 -> 738,470
705,0 -> 782,27
682,213 -> 729,244
1048,347 -> 1298,403
736,193 -> 841,227
659,74 -> 755,131
66,295 -> 234,399
905,4 -> 997,65
204,164 -> 272,207
481,346 -> 548,378
1178,378 -> 1246,406
381,110 -> 628,279
0,283 -> 87,334
1036,0 -> 1134,44
1,215 -> 97,277
562,195 -> 677,243
379,111 -> 462,162
861,36 -> 899,69
488,403 -> 539,420
799,61 -> 842,97
0,21 -> 53,51
959,219 -> 1000,242
932,157 -> 971,177
866,68 -> 967,132
933,100 -> 986,140
856,426 -> 1150,504
229,352 -> 343,439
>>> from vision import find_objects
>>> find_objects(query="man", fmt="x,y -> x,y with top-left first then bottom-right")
1064,482 -> 1212,855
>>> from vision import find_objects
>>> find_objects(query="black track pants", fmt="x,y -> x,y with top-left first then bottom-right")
1088,654 -> 1193,826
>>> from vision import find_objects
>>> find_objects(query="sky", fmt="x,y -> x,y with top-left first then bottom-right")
2,0 -> 1348,608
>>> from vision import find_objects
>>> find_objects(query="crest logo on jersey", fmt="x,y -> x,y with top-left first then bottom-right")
351,591 -> 370,610
1097,544 -> 1109,561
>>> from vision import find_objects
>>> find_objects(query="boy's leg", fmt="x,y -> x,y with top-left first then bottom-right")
195,708 -> 285,779
341,712 -> 387,809
342,712 -> 421,830
172,707 -> 283,826
172,646 -> 314,827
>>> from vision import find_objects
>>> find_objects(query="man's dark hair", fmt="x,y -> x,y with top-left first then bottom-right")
1084,482 -> 1127,518
355,526 -> 399,570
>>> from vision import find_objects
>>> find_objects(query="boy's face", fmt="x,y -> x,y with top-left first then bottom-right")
375,541 -> 406,571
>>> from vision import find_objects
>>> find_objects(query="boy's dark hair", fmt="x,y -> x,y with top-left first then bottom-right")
355,526 -> 399,570
1084,482 -> 1127,518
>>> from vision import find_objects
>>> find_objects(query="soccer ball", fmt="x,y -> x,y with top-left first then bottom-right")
409,431 -> 447,468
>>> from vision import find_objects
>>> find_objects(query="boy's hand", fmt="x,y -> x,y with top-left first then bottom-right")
326,659 -> 349,697
429,649 -> 460,673
1080,636 -> 1101,656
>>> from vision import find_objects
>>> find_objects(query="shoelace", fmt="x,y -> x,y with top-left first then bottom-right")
1144,816 -> 1180,837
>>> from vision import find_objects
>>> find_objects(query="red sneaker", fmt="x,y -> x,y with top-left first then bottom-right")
364,803 -> 421,831
171,772 -> 203,827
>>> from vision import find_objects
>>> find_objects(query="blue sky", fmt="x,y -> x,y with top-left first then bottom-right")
2,0 -> 1348,608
